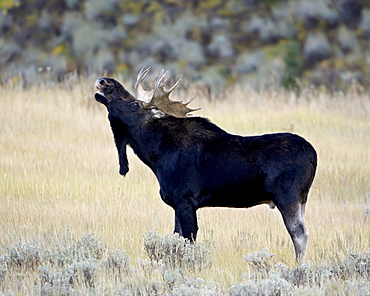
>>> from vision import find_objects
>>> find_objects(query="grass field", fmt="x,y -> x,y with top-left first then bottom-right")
0,77 -> 369,295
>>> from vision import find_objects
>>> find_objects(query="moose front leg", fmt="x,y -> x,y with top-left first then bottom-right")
174,216 -> 183,236
174,203 -> 198,242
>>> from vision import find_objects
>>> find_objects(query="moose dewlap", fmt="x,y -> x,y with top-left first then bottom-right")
94,67 -> 317,263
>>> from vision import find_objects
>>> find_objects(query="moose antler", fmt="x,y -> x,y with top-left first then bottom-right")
135,67 -> 200,118
135,66 -> 153,103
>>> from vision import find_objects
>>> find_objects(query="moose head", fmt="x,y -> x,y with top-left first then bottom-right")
95,67 -> 199,120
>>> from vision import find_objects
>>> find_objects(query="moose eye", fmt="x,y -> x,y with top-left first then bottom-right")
130,101 -> 140,112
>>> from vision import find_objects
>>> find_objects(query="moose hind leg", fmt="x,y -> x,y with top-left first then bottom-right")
279,203 -> 309,263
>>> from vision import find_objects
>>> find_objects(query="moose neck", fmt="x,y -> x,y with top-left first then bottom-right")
127,125 -> 152,163
110,113 -> 229,176
107,115 -> 168,175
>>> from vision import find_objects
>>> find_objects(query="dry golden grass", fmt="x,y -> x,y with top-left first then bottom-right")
0,78 -> 369,293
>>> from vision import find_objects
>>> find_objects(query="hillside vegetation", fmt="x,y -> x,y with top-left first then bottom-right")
0,77 -> 369,294
1,0 -> 370,91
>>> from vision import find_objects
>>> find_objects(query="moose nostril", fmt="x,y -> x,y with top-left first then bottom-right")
99,79 -> 108,87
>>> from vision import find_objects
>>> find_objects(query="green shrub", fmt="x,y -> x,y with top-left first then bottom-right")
281,40 -> 302,93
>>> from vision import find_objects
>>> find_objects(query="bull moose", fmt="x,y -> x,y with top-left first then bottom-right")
94,67 -> 317,262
